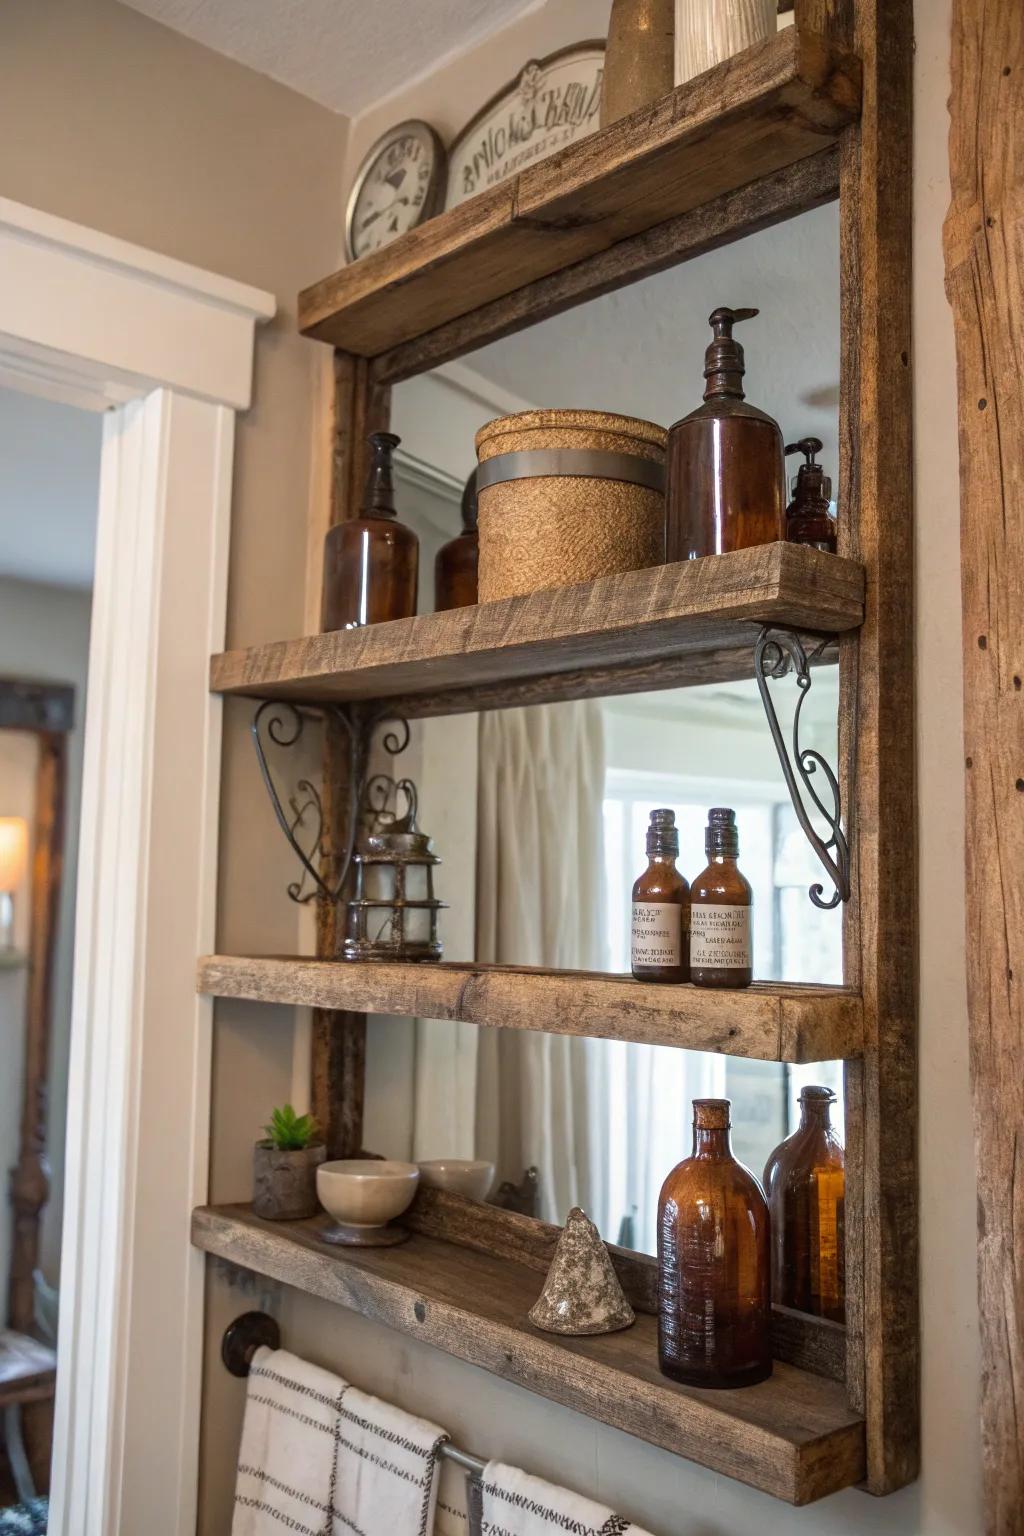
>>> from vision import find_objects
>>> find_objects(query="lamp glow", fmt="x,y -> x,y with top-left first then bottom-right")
0,817 -> 28,952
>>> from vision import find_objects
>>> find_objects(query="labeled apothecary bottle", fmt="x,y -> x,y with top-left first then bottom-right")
631,808 -> 690,983
785,437 -> 838,553
690,808 -> 753,988
763,1085 -> 845,1322
321,431 -> 419,632
666,307 -> 785,562
434,469 -> 479,611
658,1098 -> 772,1388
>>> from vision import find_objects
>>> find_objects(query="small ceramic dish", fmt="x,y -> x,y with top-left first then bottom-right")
417,1158 -> 495,1202
316,1159 -> 420,1247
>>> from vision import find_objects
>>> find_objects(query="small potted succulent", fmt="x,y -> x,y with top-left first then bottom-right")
253,1104 -> 326,1221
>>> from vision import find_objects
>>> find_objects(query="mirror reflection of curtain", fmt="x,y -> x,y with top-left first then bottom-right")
474,702 -> 609,1225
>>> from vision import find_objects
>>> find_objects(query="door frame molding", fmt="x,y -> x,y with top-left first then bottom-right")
0,196 -> 274,1535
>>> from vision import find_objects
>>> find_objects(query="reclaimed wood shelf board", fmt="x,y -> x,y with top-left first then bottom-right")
192,1204 -> 865,1504
198,956 -> 863,1063
210,544 -> 864,716
298,29 -> 860,357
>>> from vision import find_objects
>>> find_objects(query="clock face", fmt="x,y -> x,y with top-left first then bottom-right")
346,121 -> 445,262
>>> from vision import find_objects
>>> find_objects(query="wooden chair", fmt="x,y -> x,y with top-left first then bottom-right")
0,1332 -> 56,1503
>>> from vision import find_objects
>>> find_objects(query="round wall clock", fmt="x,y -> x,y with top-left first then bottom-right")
345,120 -> 446,262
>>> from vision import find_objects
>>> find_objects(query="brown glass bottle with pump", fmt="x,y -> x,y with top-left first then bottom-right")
434,468 -> 479,611
763,1085 -> 845,1322
321,431 -> 419,632
666,307 -> 785,562
631,808 -> 690,983
658,1098 -> 772,1388
785,437 -> 837,554
690,808 -> 753,988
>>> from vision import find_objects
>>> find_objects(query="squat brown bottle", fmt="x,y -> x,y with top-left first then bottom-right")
631,808 -> 690,983
666,306 -> 785,562
690,808 -> 753,988
434,468 -> 479,611
784,436 -> 837,553
321,431 -> 419,631
658,1098 -> 772,1388
763,1085 -> 845,1322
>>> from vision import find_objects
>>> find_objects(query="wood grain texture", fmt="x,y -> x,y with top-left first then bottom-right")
299,30 -> 859,356
197,955 -> 864,1063
943,2 -> 1024,1528
192,1203 -> 865,1503
210,544 -> 864,709
371,150 -> 839,385
839,0 -> 918,1493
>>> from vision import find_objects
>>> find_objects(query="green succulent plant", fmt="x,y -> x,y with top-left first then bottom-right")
262,1103 -> 321,1152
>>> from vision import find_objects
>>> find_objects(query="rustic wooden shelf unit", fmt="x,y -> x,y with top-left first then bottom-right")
199,0 -> 916,1507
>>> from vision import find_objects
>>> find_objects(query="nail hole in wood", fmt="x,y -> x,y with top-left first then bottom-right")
979,398 -> 988,410
414,1301 -> 426,1322
978,635 -> 988,648
1014,676 -> 1022,690
1016,779 -> 1024,793
966,756 -> 973,768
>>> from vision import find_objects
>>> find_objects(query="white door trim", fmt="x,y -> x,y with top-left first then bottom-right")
0,196 -> 274,1536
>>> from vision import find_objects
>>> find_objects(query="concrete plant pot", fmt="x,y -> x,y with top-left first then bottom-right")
252,1141 -> 326,1221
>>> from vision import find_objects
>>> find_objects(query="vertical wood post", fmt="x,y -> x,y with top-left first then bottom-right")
943,3 -> 1023,1527
312,351 -> 391,1157
838,0 -> 918,1493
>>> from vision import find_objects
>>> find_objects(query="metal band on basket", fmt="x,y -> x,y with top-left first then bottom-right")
476,447 -> 666,494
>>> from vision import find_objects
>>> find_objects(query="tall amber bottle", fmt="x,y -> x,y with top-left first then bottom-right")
658,1098 -> 772,1388
321,432 -> 419,631
666,306 -> 785,561
763,1085 -> 845,1322
434,469 -> 479,611
689,808 -> 753,989
631,808 -> 690,983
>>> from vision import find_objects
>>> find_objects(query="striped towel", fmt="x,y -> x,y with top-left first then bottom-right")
232,1347 -> 447,1536
480,1461 -> 655,1536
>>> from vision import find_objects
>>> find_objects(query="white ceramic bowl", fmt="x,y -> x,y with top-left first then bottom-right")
417,1159 -> 495,1202
317,1159 -> 420,1229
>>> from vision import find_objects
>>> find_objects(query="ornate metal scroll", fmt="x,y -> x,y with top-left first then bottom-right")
754,627 -> 851,909
251,701 -> 410,905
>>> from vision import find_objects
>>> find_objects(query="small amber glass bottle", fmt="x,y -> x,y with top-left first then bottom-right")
666,307 -> 786,562
785,437 -> 837,554
658,1098 -> 772,1388
763,1085 -> 845,1322
689,808 -> 753,989
434,469 -> 479,612
321,431 -> 419,632
631,808 -> 690,983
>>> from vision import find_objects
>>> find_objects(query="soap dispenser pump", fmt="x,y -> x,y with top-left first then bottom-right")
784,437 -> 837,553
666,306 -> 786,562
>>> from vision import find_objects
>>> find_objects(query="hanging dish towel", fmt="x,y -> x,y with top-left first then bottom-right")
232,1346 -> 344,1536
332,1384 -> 447,1536
481,1461 -> 656,1536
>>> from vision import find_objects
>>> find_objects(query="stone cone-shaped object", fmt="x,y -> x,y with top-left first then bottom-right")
529,1207 -> 636,1335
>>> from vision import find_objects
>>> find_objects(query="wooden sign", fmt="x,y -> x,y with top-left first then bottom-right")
445,44 -> 604,210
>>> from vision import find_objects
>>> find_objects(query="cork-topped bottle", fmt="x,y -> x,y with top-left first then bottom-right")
321,431 -> 419,631
763,1085 -> 845,1322
631,808 -> 690,983
785,437 -> 837,553
434,468 -> 479,611
658,1098 -> 772,1388
689,808 -> 753,988
666,306 -> 785,561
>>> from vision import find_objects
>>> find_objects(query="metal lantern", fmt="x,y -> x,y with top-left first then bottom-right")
343,782 -> 444,963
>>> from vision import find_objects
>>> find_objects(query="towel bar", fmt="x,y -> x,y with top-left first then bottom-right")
222,1311 -> 486,1528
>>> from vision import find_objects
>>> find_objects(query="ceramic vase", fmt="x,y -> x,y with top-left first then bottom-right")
674,0 -> 776,85
252,1141 -> 325,1221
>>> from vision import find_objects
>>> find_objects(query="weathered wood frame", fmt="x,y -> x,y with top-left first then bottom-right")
223,0 -> 917,1501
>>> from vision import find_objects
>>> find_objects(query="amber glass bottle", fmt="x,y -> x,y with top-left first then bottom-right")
785,437 -> 837,554
763,1085 -> 845,1322
321,431 -> 419,632
434,469 -> 479,611
666,306 -> 785,562
689,808 -> 753,989
658,1098 -> 772,1388
631,808 -> 690,983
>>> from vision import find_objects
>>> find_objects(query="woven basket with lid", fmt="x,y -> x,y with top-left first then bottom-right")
475,409 -> 668,602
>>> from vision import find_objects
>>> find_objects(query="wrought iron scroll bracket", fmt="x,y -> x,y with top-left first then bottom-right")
754,626 -> 851,910
251,700 -> 410,906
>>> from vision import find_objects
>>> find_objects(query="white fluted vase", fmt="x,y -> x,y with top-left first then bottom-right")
674,0 -> 776,85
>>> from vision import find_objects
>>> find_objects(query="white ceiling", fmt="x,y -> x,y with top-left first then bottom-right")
118,0 -> 542,116
0,387 -> 102,591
